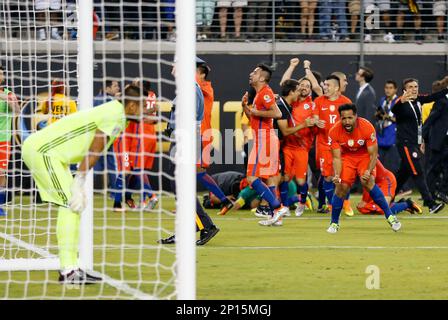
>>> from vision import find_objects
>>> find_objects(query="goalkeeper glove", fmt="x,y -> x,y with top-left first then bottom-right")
69,173 -> 87,213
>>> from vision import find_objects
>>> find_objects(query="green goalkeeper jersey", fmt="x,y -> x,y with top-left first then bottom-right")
25,100 -> 126,164
0,88 -> 13,142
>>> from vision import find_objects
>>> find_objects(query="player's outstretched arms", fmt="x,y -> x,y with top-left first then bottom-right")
303,60 -> 323,97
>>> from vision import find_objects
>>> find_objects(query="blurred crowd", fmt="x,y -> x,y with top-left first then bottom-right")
2,1 -> 447,43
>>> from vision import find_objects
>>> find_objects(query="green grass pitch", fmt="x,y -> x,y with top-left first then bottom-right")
1,193 -> 448,299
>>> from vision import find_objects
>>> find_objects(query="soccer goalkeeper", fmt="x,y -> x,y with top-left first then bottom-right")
22,84 -> 145,284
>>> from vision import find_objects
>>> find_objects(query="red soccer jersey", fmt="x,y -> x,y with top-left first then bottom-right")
250,85 -> 276,133
313,95 -> 352,149
197,77 -> 214,142
284,96 -> 317,150
328,117 -> 377,157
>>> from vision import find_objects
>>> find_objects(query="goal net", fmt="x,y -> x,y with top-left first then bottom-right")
0,0 -> 196,299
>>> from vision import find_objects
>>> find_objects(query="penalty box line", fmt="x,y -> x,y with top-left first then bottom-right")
0,231 -> 155,300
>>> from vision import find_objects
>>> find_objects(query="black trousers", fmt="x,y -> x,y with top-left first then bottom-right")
426,139 -> 448,196
168,142 -> 214,232
395,143 -> 433,205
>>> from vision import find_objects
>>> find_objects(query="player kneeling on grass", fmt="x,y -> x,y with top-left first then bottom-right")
22,84 -> 145,285
357,159 -> 422,215
326,103 -> 401,233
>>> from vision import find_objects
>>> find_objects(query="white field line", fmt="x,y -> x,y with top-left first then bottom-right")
0,232 -> 155,300
202,245 -> 448,250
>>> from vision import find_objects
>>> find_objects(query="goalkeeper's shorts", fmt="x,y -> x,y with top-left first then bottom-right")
22,140 -> 72,207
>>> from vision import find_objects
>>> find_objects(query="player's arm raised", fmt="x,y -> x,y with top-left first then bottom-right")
280,58 -> 300,86
303,60 -> 323,97
241,92 -> 251,118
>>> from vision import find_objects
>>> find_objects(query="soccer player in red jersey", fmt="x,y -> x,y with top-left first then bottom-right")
357,159 -> 422,215
113,80 -> 159,211
242,64 -> 288,225
313,75 -> 354,216
278,78 -> 317,217
327,103 -> 401,233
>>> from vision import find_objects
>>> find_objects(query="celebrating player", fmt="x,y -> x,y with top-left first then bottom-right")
271,78 -> 316,222
22,84 -> 146,284
242,64 -> 288,226
357,159 -> 422,215
0,66 -> 20,216
326,103 -> 401,233
113,79 -> 158,211
313,75 -> 354,216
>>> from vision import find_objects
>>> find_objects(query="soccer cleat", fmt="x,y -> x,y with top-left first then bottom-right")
58,269 -> 102,285
316,205 -> 330,214
113,201 -> 125,212
295,203 -> 305,217
305,194 -> 314,211
141,194 -> 159,210
125,198 -> 137,209
254,205 -> 270,218
326,223 -> 339,234
343,200 -> 354,217
273,217 -> 283,226
434,191 -> 448,204
429,202 -> 445,214
157,234 -> 175,244
258,206 -> 288,226
196,226 -> 219,246
406,198 -> 422,214
387,215 -> 401,232
217,198 -> 234,216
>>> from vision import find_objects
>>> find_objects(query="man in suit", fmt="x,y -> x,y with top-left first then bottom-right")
423,76 -> 448,204
355,66 -> 377,125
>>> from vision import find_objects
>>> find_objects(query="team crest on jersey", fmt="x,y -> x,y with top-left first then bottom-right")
358,139 -> 365,146
304,104 -> 310,110
264,95 -> 271,103
348,139 -> 354,147
330,105 -> 335,112
371,133 -> 376,142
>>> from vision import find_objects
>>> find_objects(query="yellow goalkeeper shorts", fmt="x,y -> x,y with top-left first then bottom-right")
22,139 -> 73,207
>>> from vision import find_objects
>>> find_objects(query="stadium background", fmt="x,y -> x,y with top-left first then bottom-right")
7,51 -> 447,191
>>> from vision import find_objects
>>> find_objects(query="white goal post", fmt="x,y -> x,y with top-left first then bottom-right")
0,0 -> 197,300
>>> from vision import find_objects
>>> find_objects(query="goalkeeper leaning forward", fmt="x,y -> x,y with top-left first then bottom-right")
22,84 -> 146,285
